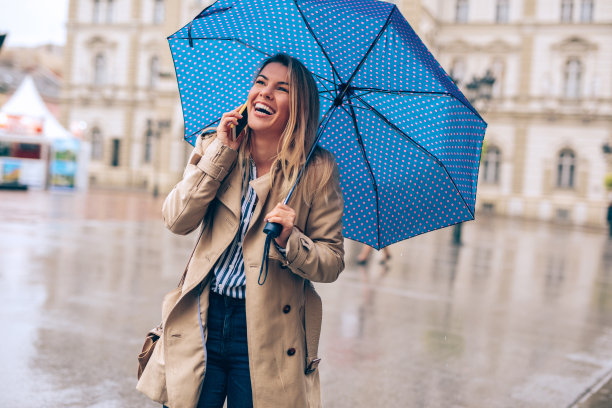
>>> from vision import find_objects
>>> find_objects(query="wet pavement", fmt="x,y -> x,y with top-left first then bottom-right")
1,189 -> 612,407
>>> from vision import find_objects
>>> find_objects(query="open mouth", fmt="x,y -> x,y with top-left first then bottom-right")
254,102 -> 276,116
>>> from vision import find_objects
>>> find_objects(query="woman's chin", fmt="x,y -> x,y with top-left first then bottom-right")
249,121 -> 278,134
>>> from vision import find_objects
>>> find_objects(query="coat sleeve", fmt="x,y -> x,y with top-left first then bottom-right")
282,157 -> 345,283
162,135 -> 238,235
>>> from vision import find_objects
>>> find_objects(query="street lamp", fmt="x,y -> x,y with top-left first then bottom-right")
465,70 -> 496,105
602,142 -> 612,194
152,119 -> 170,197
450,70 -> 496,245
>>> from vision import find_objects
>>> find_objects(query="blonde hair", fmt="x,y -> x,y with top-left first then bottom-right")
238,54 -> 337,205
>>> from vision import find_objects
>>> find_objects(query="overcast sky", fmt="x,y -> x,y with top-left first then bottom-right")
0,0 -> 69,47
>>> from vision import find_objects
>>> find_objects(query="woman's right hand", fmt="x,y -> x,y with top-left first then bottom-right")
216,107 -> 246,151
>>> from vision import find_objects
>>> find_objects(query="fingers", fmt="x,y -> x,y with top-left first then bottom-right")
264,203 -> 295,222
220,110 -> 243,128
217,107 -> 245,147
265,205 -> 295,228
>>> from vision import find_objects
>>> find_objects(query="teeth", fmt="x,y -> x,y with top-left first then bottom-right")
255,103 -> 275,115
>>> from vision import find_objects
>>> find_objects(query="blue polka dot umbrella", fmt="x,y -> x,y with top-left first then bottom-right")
168,0 -> 487,250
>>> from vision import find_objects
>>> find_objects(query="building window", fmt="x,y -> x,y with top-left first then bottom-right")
556,149 -> 575,188
561,0 -> 573,22
564,58 -> 581,99
90,127 -> 103,160
94,53 -> 106,86
455,0 -> 469,23
483,146 -> 501,183
154,0 -> 165,24
580,0 -> 594,22
93,0 -> 102,23
106,0 -> 114,23
495,0 -> 509,23
149,56 -> 160,88
111,139 -> 120,167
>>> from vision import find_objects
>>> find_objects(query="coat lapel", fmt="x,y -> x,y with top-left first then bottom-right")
216,156 -> 245,221
248,174 -> 271,238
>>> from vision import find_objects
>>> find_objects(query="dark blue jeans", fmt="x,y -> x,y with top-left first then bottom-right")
197,291 -> 253,408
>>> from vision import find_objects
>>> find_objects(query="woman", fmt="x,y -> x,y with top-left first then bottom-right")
137,53 -> 345,408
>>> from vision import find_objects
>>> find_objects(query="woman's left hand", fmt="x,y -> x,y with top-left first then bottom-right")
264,203 -> 296,249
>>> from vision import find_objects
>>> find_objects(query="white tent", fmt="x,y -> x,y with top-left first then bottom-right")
1,75 -> 72,139
0,75 -> 89,190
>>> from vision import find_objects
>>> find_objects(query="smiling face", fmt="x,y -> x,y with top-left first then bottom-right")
246,62 -> 291,139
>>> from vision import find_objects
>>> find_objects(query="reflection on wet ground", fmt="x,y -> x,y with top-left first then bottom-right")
1,190 -> 612,407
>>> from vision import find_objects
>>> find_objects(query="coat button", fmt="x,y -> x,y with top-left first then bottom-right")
283,305 -> 291,314
287,348 -> 296,356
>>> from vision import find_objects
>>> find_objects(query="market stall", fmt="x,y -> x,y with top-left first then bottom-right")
0,76 -> 89,190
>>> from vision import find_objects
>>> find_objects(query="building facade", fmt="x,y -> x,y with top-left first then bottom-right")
403,0 -> 612,227
61,0 -> 212,193
62,0 -> 612,227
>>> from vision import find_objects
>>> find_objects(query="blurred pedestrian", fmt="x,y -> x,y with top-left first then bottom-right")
452,222 -> 462,245
137,54 -> 345,408
607,201 -> 612,238
356,243 -> 391,265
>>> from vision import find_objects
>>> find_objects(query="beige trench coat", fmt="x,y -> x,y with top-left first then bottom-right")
137,132 -> 345,408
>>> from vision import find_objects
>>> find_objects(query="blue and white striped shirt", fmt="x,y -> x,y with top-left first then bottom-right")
210,158 -> 285,299
210,158 -> 257,299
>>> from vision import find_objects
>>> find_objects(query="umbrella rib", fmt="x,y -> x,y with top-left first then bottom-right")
343,101 -> 370,111
177,35 -> 336,88
176,36 -> 272,56
314,76 -> 335,98
292,0 -> 343,83
353,88 -> 485,123
312,74 -> 337,87
346,102 -> 383,249
355,95 -> 475,219
353,88 -> 452,97
282,104 -> 340,204
332,7 -> 395,106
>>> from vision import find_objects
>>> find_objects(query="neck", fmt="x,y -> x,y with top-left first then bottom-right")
249,130 -> 281,175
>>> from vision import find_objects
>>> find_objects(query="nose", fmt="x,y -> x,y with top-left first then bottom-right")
260,85 -> 273,100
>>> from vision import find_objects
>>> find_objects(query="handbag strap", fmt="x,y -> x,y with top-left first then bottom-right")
304,281 -> 322,374
177,224 -> 207,288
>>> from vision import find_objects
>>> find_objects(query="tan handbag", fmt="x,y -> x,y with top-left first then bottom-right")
137,228 -> 203,380
137,285 -> 184,380
137,325 -> 163,379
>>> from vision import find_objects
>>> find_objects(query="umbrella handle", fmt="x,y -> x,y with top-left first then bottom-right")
258,221 -> 282,286
263,221 -> 282,238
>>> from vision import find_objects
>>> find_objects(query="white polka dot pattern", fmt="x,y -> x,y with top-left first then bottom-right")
168,0 -> 487,249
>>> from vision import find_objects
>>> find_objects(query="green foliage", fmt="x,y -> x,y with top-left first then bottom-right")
480,140 -> 488,163
605,173 -> 612,191
54,150 -> 77,162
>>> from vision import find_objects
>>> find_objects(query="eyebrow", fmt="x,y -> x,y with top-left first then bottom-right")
257,74 -> 290,86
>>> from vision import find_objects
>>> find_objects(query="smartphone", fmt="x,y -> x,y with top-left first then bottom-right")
230,103 -> 249,141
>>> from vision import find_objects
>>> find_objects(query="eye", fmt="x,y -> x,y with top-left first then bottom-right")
255,79 -> 265,85
278,87 -> 289,93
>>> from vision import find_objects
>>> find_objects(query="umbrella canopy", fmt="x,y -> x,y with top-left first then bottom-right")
168,0 -> 487,249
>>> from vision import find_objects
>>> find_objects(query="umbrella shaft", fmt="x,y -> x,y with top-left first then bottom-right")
282,105 -> 338,205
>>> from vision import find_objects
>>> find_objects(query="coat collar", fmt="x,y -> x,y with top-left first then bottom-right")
217,156 -> 280,221
216,157 -> 243,219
